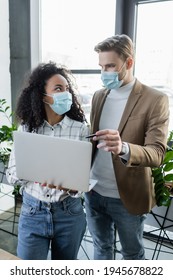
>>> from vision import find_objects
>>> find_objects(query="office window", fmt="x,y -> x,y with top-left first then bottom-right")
135,0 -> 173,130
40,0 -> 116,69
40,0 -> 116,121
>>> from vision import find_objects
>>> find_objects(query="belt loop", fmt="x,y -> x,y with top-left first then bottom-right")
62,199 -> 67,211
38,200 -> 41,211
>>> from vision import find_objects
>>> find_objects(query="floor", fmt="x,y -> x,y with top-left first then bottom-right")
78,226 -> 173,260
1,173 -> 173,260
0,204 -> 173,260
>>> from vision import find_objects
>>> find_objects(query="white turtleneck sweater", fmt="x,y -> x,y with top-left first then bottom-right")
90,79 -> 135,198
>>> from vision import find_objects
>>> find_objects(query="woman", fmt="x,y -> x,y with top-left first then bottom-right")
6,62 -> 89,260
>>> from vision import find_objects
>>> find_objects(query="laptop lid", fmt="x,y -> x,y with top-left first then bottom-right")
13,131 -> 95,192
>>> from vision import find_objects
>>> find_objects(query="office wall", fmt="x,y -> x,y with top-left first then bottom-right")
0,0 -> 13,212
0,0 -> 11,125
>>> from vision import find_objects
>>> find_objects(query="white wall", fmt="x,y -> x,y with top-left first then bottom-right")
30,0 -> 40,69
0,0 -> 13,213
0,0 -> 11,125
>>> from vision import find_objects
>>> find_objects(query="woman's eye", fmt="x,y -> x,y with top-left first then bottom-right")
55,87 -> 61,91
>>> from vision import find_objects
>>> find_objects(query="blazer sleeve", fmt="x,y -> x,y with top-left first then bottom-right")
126,93 -> 169,167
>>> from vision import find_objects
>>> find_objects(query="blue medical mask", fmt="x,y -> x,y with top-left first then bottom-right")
44,91 -> 72,115
101,71 -> 123,89
101,61 -> 126,89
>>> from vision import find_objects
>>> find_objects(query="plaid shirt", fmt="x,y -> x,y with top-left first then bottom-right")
6,116 -> 90,202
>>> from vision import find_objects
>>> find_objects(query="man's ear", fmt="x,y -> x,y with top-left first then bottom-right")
126,58 -> 133,69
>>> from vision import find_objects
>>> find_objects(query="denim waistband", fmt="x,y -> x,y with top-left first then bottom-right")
22,191 -> 74,209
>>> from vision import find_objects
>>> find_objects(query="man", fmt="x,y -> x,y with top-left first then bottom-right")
84,34 -> 169,260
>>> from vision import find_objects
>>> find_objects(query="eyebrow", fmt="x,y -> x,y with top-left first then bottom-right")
54,84 -> 63,87
99,63 -> 116,67
53,84 -> 69,90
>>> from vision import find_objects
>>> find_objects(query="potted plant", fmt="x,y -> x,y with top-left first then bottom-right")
152,130 -> 173,207
0,99 -> 17,165
0,98 -> 18,193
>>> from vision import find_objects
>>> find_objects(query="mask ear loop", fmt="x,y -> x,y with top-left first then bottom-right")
43,100 -> 50,105
43,93 -> 53,97
118,60 -> 129,82
118,60 -> 127,72
42,93 -> 53,105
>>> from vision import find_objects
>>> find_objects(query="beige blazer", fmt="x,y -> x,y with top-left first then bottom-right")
90,79 -> 169,215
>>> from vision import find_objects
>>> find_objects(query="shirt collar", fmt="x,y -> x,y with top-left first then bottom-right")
42,115 -> 72,130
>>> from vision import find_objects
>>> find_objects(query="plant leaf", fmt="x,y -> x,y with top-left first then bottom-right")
153,172 -> 164,184
163,162 -> 173,172
164,173 -> 173,181
163,151 -> 173,163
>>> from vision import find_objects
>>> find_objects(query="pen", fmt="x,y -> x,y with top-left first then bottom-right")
85,133 -> 97,139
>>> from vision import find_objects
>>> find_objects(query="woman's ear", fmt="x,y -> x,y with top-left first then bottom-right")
43,94 -> 49,104
43,94 -> 53,105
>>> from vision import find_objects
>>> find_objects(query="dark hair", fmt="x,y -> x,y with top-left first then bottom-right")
15,61 -> 87,132
94,34 -> 134,61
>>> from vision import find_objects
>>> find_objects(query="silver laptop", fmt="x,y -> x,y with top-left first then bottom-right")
13,131 -> 96,192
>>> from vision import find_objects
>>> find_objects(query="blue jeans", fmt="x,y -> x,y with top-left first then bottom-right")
84,190 -> 146,260
17,191 -> 86,260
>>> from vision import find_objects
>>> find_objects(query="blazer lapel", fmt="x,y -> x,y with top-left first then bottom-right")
92,88 -> 110,133
118,79 -> 142,134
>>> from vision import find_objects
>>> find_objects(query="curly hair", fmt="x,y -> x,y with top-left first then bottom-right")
15,62 -> 87,132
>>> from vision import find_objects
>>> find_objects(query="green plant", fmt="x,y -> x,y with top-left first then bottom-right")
0,98 -> 17,165
0,99 -> 21,198
152,130 -> 173,207
12,184 -> 21,196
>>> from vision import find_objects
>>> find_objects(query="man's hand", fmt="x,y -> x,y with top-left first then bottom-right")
93,129 -> 123,155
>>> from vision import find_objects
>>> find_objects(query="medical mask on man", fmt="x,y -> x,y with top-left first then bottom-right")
44,91 -> 72,115
101,62 -> 126,90
101,71 -> 123,89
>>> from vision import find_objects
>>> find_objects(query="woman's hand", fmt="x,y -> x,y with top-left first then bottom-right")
41,183 -> 57,189
41,183 -> 77,193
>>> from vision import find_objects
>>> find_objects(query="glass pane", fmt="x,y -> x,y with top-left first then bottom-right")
40,0 -> 116,69
40,0 -> 115,122
74,73 -> 102,122
135,0 -> 173,130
